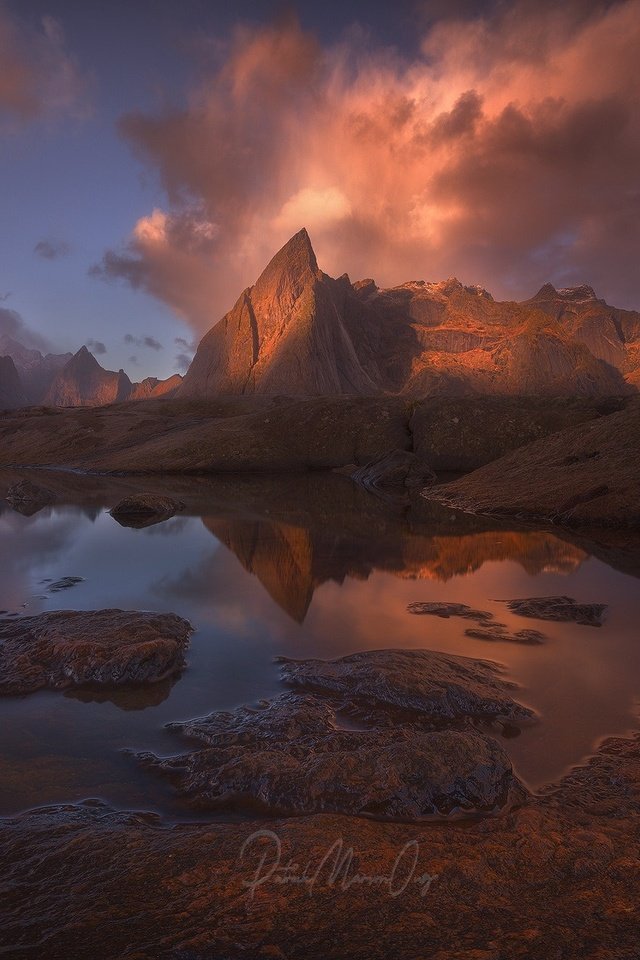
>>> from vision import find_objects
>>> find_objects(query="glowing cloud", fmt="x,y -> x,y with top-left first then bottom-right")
0,9 -> 88,123
94,1 -> 640,333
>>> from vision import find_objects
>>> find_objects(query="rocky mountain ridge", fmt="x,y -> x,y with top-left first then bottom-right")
0,343 -> 182,409
180,228 -> 639,399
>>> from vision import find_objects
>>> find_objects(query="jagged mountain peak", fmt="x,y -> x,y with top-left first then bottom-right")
178,234 -> 637,400
531,283 -> 599,304
252,227 -> 319,298
556,285 -> 598,302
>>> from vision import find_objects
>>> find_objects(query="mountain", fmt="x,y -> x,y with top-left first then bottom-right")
44,347 -> 183,407
0,332 -> 72,403
0,356 -> 28,409
180,229 -> 636,399
45,346 -> 134,407
129,374 -> 183,400
181,228 -> 377,396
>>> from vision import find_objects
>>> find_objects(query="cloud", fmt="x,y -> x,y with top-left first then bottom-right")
85,339 -> 106,355
175,335 -> 196,350
0,9 -> 88,123
34,238 -> 71,260
123,333 -> 163,350
0,306 -> 51,352
95,1 -> 640,328
174,352 -> 192,372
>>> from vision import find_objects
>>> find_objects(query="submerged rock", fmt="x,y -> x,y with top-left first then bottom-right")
110,494 -> 184,528
0,609 -> 192,695
46,576 -> 84,593
141,692 -> 527,818
407,601 -> 498,624
502,595 -> 607,627
465,627 -> 546,644
4,479 -> 56,515
278,648 -> 535,724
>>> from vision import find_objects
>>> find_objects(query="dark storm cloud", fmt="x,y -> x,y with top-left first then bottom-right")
85,339 -> 106,355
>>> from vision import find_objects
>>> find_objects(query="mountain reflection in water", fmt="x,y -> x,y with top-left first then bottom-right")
0,469 -> 639,817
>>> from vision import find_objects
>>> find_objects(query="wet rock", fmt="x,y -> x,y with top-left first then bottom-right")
0,609 -> 192,695
110,494 -> 184,528
278,649 -> 535,724
407,601 -> 498,624
140,692 -> 527,818
351,450 -> 436,496
4,479 -> 56,515
465,627 -> 546,644
46,577 -> 84,593
502,595 -> 607,627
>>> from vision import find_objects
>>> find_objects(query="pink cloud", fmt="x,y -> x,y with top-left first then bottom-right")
0,9 -> 88,123
95,2 -> 640,333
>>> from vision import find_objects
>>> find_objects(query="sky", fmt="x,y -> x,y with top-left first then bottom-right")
1,0 -> 639,379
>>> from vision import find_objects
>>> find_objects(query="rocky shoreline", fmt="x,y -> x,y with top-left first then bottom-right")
1,727 -> 639,959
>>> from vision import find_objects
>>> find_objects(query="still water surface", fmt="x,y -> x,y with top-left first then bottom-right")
0,472 -> 638,818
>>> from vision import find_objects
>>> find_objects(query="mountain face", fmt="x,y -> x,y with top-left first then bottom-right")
0,332 -> 72,403
0,356 -> 28,409
180,229 -> 637,399
45,346 -> 134,407
44,347 -> 183,407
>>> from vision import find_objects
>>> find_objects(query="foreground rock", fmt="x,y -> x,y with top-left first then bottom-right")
141,692 -> 526,818
4,478 -> 56,515
426,398 -> 640,527
110,494 -> 184,528
278,649 -> 535,724
0,610 -> 192,694
502,595 -> 607,627
2,732 -> 640,959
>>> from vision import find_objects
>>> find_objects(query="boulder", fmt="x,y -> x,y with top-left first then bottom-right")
110,494 -> 184,528
0,610 -> 193,695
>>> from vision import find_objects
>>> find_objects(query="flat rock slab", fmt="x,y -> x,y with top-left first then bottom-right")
0,609 -> 193,695
407,601 -> 499,624
141,692 -> 526,818
465,627 -> 546,644
502,595 -> 607,627
109,494 -> 184,528
278,649 -> 535,724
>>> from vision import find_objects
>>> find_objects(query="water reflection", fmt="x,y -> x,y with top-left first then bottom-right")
0,469 -> 639,817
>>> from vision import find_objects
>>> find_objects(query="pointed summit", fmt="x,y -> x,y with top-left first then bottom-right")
46,347 -> 133,406
252,228 -> 319,300
530,283 -> 558,301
